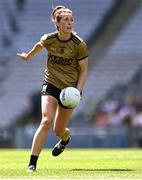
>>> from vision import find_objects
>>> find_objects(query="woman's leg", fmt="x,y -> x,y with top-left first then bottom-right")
28,95 -> 57,171
52,106 -> 74,156
54,106 -> 74,141
31,95 -> 58,156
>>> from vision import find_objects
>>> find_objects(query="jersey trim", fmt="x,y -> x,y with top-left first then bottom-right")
72,38 -> 81,45
77,55 -> 88,61
72,33 -> 82,45
40,32 -> 57,46
56,33 -> 72,42
47,35 -> 57,39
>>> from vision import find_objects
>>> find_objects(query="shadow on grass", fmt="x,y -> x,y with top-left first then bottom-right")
71,168 -> 134,172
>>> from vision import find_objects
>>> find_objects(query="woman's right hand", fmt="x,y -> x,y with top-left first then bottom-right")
17,53 -> 28,61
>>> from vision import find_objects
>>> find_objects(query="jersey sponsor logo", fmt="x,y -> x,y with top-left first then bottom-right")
58,46 -> 66,54
60,48 -> 64,54
48,53 -> 73,66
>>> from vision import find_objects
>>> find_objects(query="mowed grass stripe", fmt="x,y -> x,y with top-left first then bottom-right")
0,149 -> 142,179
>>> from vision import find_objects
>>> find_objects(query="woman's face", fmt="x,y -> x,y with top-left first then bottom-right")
58,12 -> 74,34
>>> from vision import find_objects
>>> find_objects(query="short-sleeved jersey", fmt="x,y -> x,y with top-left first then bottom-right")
40,31 -> 88,89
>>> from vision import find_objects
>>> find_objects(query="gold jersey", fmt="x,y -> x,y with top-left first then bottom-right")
40,31 -> 88,89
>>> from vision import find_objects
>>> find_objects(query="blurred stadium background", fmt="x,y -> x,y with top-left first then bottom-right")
0,0 -> 142,149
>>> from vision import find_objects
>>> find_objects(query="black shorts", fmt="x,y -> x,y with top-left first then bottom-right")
41,82 -> 72,109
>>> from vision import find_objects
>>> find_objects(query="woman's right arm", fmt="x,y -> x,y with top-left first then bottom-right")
17,42 -> 44,61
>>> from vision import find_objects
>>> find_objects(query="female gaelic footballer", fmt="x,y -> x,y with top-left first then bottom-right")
17,5 -> 88,172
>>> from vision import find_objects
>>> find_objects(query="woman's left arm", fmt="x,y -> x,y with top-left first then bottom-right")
76,57 -> 88,92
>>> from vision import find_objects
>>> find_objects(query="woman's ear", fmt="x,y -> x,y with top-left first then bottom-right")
55,21 -> 60,30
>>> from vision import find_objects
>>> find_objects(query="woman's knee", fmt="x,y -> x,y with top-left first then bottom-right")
40,116 -> 52,131
54,126 -> 70,137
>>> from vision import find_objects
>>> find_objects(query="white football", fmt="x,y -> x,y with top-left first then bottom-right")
60,87 -> 81,108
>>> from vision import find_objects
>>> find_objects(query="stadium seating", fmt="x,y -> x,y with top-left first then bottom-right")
1,0 -> 142,148
75,6 -> 142,116
0,0 -> 114,127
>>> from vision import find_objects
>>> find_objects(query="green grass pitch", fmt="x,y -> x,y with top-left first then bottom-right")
0,149 -> 142,179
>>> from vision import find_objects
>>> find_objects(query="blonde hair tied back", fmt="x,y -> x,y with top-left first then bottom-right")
51,5 -> 66,23
51,5 -> 73,23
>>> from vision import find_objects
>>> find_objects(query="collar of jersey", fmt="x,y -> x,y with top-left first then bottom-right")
56,33 -> 73,42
